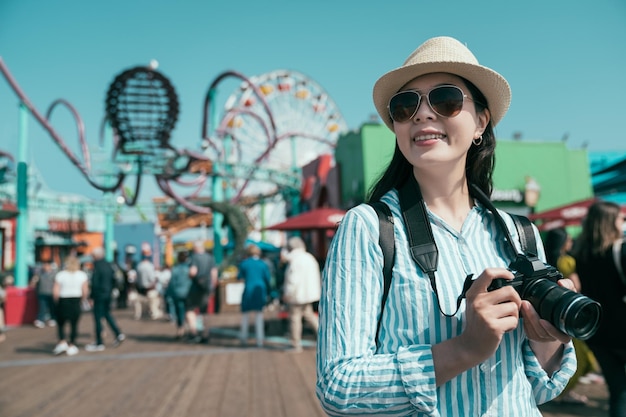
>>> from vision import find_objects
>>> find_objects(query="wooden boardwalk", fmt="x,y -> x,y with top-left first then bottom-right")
0,308 -> 326,417
0,307 -> 610,417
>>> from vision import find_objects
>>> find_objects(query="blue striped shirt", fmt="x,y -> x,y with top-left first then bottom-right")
316,190 -> 576,416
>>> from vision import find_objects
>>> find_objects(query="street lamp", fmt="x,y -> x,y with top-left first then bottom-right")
524,176 -> 541,214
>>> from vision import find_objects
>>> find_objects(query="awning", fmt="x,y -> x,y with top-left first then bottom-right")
0,201 -> 18,220
34,231 -> 81,247
529,198 -> 626,231
264,207 -> 345,231
223,238 -> 281,252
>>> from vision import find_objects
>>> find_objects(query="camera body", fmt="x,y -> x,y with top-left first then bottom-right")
488,254 -> 601,340
489,255 -> 562,292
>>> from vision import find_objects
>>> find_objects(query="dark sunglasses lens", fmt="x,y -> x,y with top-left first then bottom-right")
429,87 -> 464,117
389,92 -> 420,122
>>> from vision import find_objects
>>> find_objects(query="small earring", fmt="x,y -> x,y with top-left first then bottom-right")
472,135 -> 483,146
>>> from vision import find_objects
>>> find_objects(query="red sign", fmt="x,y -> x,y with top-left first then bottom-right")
48,219 -> 86,233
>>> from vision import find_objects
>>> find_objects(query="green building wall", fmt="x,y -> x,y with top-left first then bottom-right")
334,123 -> 593,213
335,123 -> 395,207
493,141 -> 593,212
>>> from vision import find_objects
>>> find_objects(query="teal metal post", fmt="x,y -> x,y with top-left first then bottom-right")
290,136 -> 300,216
104,196 -> 115,262
212,175 -> 224,264
15,104 -> 29,287
103,123 -> 115,262
260,200 -> 266,241
208,87 -> 224,264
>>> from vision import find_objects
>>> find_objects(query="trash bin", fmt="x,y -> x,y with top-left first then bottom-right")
5,286 -> 37,326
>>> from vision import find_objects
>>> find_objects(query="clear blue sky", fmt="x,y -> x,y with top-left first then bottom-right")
1,0 -> 625,203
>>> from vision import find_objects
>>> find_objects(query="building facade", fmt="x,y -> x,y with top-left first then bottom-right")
334,123 -> 594,215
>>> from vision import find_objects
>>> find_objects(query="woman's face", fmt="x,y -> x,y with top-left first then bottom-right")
393,73 -> 489,175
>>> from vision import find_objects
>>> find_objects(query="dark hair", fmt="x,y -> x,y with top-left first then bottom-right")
574,201 -> 622,262
246,244 -> 261,257
176,251 -> 188,264
544,227 -> 568,266
368,77 -> 494,202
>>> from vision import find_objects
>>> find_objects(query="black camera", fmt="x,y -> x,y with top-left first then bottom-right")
488,255 -> 601,340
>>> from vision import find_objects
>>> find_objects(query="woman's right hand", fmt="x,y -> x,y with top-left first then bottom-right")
460,268 -> 522,364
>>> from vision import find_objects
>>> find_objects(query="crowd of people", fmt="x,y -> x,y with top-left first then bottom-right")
16,237 -> 322,356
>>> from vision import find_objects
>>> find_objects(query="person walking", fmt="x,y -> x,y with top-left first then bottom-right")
112,249 -> 128,309
237,244 -> 271,347
134,249 -> 160,320
185,241 -> 218,343
574,201 -> 626,417
32,261 -> 57,328
545,227 -> 600,405
166,251 -> 192,339
282,236 -> 321,353
52,255 -> 89,356
0,276 -> 7,343
316,36 -> 576,416
85,247 -> 125,352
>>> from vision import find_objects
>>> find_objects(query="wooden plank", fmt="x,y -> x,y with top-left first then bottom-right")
274,351 -> 326,416
249,350 -> 285,417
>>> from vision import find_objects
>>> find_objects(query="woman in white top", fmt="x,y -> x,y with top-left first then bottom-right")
52,255 -> 89,356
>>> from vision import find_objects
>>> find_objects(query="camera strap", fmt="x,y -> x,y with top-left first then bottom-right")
395,176 -> 528,316
468,183 -> 530,259
370,177 -> 539,342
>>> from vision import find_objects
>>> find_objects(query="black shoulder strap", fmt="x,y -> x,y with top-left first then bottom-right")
469,184 -> 523,259
398,177 -> 438,278
509,213 -> 538,257
367,201 -> 395,347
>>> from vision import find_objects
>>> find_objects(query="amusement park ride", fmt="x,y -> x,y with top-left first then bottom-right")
0,57 -> 348,287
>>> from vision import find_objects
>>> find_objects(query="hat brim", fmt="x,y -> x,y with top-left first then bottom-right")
373,61 -> 511,130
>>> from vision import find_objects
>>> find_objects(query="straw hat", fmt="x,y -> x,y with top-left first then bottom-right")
373,36 -> 511,130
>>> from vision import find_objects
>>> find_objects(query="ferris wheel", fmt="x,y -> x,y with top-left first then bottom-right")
221,69 -> 346,172
210,69 -> 348,231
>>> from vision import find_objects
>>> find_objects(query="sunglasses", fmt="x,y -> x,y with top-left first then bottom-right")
388,85 -> 478,123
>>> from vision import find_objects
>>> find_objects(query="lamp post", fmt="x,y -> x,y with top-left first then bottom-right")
15,103 -> 29,287
524,176 -> 541,214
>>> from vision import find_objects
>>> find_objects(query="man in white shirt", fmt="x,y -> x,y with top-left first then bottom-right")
282,236 -> 321,352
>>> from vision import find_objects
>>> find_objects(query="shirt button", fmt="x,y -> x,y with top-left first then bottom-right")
479,363 -> 488,372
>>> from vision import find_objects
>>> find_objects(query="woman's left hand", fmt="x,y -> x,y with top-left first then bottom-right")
520,278 -> 576,345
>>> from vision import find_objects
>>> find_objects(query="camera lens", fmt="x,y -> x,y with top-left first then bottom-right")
559,297 -> 602,340
523,279 -> 601,340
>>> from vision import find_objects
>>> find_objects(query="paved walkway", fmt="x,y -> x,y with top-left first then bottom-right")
0,308 -> 610,417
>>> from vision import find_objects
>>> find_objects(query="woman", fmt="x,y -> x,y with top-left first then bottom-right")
52,255 -> 89,356
166,251 -> 192,339
545,227 -> 599,405
316,36 -> 576,416
574,201 -> 626,417
237,244 -> 271,347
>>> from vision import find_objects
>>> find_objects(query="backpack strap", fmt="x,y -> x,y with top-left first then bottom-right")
367,201 -> 395,347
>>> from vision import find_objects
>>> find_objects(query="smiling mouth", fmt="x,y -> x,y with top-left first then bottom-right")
413,134 -> 446,142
